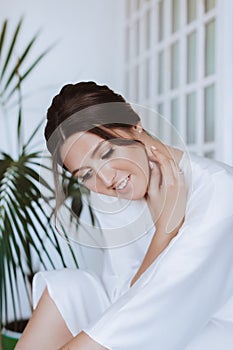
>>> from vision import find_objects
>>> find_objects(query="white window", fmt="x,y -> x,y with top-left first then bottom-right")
124,0 -> 233,165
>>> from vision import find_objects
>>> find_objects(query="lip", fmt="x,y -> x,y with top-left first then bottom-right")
115,175 -> 131,193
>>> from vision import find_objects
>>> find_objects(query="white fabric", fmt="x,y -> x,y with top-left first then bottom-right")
32,152 -> 233,349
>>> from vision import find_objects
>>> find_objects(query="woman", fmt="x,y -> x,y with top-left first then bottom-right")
16,82 -> 233,350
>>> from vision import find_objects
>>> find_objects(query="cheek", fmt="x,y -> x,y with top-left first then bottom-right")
115,150 -> 149,171
84,178 -> 112,194
133,155 -> 150,180
129,162 -> 150,197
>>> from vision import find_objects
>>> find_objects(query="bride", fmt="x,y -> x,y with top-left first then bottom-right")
16,81 -> 233,350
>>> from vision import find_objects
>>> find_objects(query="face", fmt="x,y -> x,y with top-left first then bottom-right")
60,131 -> 151,200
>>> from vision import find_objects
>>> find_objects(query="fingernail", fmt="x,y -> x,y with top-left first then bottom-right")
151,145 -> 157,150
149,161 -> 154,169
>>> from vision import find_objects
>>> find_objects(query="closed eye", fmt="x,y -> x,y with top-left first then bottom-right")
80,169 -> 92,183
101,148 -> 114,159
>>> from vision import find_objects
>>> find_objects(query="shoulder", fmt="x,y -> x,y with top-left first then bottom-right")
189,153 -> 233,177
184,153 -> 233,225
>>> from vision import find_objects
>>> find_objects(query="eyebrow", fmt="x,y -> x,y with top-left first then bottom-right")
71,140 -> 107,177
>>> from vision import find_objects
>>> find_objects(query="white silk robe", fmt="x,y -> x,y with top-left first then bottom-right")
33,152 -> 233,349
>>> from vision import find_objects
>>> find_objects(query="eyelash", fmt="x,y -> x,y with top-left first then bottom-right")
101,147 -> 114,159
80,170 -> 92,183
80,147 -> 115,183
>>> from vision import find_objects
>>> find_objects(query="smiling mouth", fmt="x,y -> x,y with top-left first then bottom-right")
115,175 -> 130,191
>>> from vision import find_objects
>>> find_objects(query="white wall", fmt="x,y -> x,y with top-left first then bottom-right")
0,0 -> 125,154
0,0 -> 125,321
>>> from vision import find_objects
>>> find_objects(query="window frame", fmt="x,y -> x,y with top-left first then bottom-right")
123,0 -> 233,165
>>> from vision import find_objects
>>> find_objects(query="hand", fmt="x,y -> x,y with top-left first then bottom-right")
129,147 -> 187,289
145,146 -> 187,236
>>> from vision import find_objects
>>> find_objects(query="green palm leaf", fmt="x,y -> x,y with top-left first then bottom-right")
0,20 -> 7,60
0,17 -> 83,332
4,45 -> 53,104
3,31 -> 39,92
0,17 -> 23,82
0,149 -> 80,326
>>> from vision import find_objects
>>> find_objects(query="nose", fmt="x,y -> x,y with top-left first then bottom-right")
97,164 -> 115,188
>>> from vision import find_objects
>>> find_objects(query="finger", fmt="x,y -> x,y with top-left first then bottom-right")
151,147 -> 185,185
147,159 -> 161,195
169,157 -> 184,182
145,145 -> 162,164
150,148 -> 174,187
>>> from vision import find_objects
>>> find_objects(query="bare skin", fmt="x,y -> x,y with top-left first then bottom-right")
58,331 -> 107,350
15,288 -> 73,350
15,123 -> 187,350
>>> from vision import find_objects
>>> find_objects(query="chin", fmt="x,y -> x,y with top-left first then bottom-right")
129,189 -> 147,200
132,193 -> 146,200
115,191 -> 143,201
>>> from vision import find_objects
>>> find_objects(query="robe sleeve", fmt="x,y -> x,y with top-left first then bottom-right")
82,159 -> 233,349
82,214 -> 233,350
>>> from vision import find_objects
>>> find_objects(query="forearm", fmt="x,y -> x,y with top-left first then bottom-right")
130,222 -> 182,287
59,331 -> 107,350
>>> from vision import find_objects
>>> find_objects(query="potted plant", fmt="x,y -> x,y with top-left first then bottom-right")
0,18 -> 84,349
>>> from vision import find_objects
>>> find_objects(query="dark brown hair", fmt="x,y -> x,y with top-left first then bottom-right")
45,81 -> 141,165
45,81 -> 142,224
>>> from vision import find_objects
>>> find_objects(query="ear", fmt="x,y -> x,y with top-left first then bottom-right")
132,121 -> 143,134
105,121 -> 144,139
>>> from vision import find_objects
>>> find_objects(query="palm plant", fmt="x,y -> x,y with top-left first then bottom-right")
0,17 -> 82,334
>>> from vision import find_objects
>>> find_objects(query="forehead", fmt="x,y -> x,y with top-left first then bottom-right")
60,132 -> 104,166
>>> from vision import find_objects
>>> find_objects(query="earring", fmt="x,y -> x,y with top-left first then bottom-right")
134,125 -> 143,134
